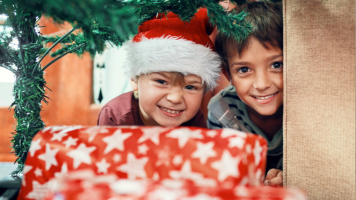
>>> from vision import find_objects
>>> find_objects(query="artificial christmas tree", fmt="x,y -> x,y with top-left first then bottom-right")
0,0 -> 253,175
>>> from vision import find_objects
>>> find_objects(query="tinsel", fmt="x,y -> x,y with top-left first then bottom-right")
0,0 -> 278,175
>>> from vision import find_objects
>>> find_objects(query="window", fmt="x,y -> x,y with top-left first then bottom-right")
0,15 -> 16,107
93,44 -> 132,105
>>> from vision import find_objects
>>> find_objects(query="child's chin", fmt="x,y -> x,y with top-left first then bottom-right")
156,120 -> 182,128
256,109 -> 278,116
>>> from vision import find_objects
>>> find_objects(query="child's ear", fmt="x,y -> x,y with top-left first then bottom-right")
221,68 -> 231,82
130,78 -> 138,91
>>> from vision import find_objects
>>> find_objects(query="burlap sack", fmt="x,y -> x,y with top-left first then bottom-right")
283,0 -> 355,199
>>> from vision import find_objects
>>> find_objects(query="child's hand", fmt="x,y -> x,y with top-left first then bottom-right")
264,169 -> 283,187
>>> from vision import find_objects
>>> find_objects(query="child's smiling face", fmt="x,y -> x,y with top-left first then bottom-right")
131,72 -> 205,127
228,36 -> 283,116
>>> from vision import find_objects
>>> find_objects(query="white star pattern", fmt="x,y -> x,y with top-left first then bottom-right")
22,165 -> 33,186
148,188 -> 183,200
116,153 -> 148,179
256,169 -> 263,182
182,193 -> 221,200
220,129 -> 247,139
169,160 -> 202,180
50,130 -> 68,142
245,144 -> 252,154
41,126 -> 53,132
29,138 -> 42,157
166,128 -> 203,148
234,186 -> 249,197
206,130 -> 218,138
172,155 -> 183,165
211,150 -> 241,181
67,143 -> 96,169
38,143 -> 59,170
81,126 -> 109,142
26,181 -> 49,200
50,125 -> 82,142
155,146 -> 173,167
49,126 -> 70,133
103,129 -> 132,154
138,144 -> 149,155
113,154 -> 121,163
253,140 -> 263,165
238,177 -> 250,186
169,160 -> 216,187
153,172 -> 160,181
54,162 -> 68,178
20,126 -> 271,199
34,168 -> 42,177
138,127 -> 168,145
63,136 -> 78,148
228,136 -> 245,149
192,142 -> 216,164
96,158 -> 111,174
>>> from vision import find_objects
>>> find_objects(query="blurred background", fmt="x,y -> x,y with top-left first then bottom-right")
0,1 -> 233,177
0,16 -> 132,177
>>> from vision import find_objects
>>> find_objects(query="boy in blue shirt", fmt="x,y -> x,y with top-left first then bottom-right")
208,1 -> 283,187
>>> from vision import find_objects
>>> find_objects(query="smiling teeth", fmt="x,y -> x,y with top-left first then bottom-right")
160,107 -> 181,114
254,93 -> 276,100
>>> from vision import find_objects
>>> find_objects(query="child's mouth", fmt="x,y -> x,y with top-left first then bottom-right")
251,92 -> 279,103
158,106 -> 183,117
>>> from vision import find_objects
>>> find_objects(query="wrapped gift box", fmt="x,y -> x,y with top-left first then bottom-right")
18,126 -> 269,199
43,169 -> 307,200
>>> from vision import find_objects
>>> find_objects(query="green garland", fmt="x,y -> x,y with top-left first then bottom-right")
0,0 -> 257,175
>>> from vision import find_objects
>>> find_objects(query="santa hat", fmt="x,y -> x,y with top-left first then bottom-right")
124,8 -> 221,91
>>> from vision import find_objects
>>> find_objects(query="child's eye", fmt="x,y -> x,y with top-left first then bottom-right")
185,85 -> 196,90
271,62 -> 283,69
156,79 -> 167,85
237,67 -> 250,73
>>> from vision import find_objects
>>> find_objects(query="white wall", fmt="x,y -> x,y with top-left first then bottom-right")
0,68 -> 15,107
93,45 -> 132,105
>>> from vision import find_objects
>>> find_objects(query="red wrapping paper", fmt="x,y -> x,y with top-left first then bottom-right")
18,126 -> 269,200
43,170 -> 307,200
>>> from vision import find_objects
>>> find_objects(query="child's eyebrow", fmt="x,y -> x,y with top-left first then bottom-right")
268,54 -> 283,61
185,80 -> 202,85
155,72 -> 170,79
231,61 -> 250,66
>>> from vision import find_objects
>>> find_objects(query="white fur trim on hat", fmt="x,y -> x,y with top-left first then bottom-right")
123,36 -> 221,91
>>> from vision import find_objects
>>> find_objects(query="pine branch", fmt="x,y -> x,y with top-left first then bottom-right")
18,41 -> 27,75
41,42 -> 87,71
0,44 -> 17,65
33,26 -> 78,74
203,0 -> 252,41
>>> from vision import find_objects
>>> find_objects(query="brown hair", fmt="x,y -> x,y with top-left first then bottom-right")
169,72 -> 208,93
215,1 -> 283,75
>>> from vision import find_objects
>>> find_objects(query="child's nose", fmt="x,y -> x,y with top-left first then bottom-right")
166,87 -> 183,104
253,72 -> 272,90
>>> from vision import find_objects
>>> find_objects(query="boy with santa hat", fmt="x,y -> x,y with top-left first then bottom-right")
97,9 -> 221,127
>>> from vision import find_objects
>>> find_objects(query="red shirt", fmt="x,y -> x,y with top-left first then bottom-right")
97,91 -> 206,128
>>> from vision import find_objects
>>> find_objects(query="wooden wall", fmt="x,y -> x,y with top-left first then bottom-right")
0,18 -> 101,162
